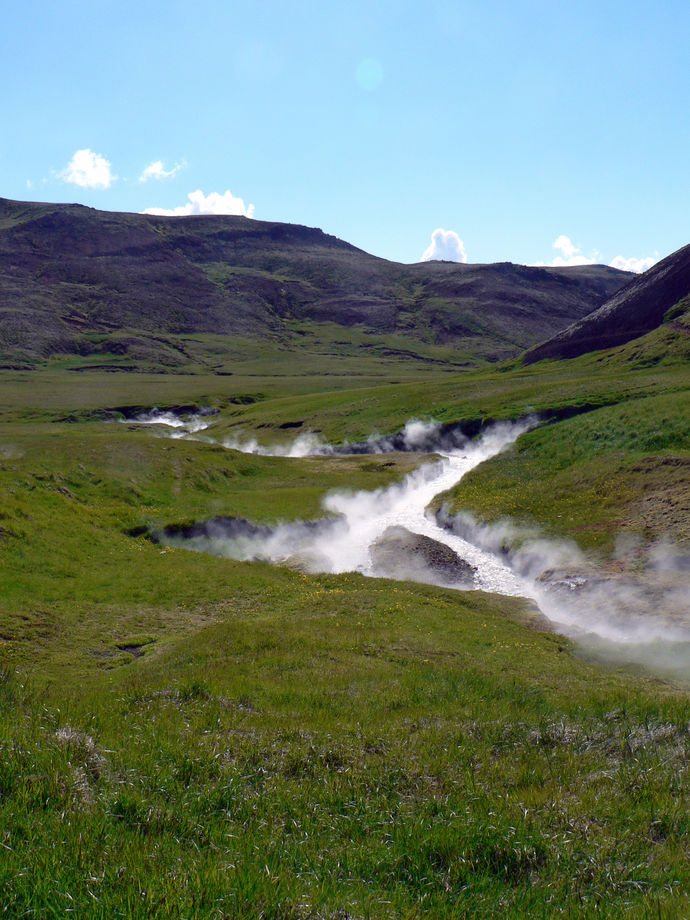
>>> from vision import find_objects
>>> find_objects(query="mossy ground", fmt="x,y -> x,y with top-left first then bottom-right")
0,319 -> 689,917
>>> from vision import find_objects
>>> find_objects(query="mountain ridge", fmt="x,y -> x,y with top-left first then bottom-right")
0,197 -> 631,370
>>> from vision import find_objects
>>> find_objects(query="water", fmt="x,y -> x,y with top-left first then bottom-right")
167,419 -> 536,600
320,426 -> 533,597
135,414 -> 690,678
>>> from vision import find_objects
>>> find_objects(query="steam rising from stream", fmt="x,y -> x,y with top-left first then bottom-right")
222,419 -> 473,457
124,410 -> 214,438
141,414 -> 690,682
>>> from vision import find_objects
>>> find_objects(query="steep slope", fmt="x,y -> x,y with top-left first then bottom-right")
0,197 -> 631,369
524,243 -> 690,363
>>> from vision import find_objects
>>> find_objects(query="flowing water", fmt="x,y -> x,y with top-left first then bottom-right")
318,423 -> 533,597
133,411 -> 690,680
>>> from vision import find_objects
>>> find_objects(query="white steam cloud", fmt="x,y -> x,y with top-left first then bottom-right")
421,229 -> 468,263
122,409 -> 214,438
172,421 -> 535,595
223,419 -> 480,458
143,189 -> 255,218
436,507 -> 690,678
129,414 -> 689,682
223,431 -> 331,458
59,148 -> 116,189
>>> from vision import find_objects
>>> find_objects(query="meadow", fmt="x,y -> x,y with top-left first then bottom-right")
0,309 -> 689,918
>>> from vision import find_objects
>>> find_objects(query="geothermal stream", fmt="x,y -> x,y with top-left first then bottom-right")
131,411 -> 690,681
316,424 -> 532,597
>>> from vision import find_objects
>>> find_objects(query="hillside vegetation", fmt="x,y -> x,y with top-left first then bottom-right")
0,197 -> 629,370
525,245 -> 690,361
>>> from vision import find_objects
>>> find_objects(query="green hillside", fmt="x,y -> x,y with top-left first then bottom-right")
0,197 -> 629,370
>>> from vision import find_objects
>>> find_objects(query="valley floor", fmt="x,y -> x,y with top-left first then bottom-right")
0,332 -> 688,918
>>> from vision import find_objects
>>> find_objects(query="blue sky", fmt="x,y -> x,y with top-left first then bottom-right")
2,0 -> 688,269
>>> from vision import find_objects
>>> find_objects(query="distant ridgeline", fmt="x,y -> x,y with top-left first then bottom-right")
0,196 -> 632,370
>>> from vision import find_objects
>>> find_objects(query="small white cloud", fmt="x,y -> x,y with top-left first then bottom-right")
26,179 -> 33,189
532,235 -> 597,267
536,236 -> 658,273
609,254 -> 657,273
143,189 -> 254,218
139,159 -> 186,183
421,228 -> 468,263
550,254 -> 597,267
553,234 -> 579,260
59,148 -> 115,189
550,235 -> 597,266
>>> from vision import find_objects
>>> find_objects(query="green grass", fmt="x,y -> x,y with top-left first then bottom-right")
0,319 -> 689,917
2,576 -> 690,918
440,390 -> 690,554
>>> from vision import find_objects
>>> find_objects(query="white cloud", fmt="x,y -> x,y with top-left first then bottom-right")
421,228 -> 468,263
143,189 -> 254,218
549,235 -> 597,267
609,254 -> 657,273
553,234 -> 579,259
550,254 -> 598,267
538,235 -> 656,273
139,159 -> 186,182
59,148 -> 115,189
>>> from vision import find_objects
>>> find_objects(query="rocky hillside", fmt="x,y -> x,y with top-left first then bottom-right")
0,197 -> 631,369
524,243 -> 690,363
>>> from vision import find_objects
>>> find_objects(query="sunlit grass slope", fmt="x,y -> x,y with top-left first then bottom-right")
3,590 -> 690,919
438,307 -> 690,555
440,389 -> 690,555
0,311 -> 689,917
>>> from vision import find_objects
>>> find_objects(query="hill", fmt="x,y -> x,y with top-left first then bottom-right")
524,242 -> 690,363
0,197 -> 630,370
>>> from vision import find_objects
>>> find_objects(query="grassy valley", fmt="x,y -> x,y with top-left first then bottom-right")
0,308 -> 689,916
0,205 -> 689,917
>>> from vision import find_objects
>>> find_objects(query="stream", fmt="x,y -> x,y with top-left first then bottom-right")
130,410 -> 690,682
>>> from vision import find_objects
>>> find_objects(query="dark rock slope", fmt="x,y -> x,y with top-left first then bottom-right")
524,243 -> 690,363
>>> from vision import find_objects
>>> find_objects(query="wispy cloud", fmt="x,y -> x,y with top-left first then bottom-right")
138,159 -> 186,183
537,235 -> 657,273
420,228 -> 467,263
609,254 -> 658,273
143,189 -> 254,217
59,148 -> 115,189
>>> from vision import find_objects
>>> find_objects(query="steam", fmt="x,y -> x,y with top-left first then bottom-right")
124,409 -> 214,439
222,418 -> 479,457
436,507 -> 690,680
167,420 -> 536,599
136,413 -> 690,684
222,431 -> 332,458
